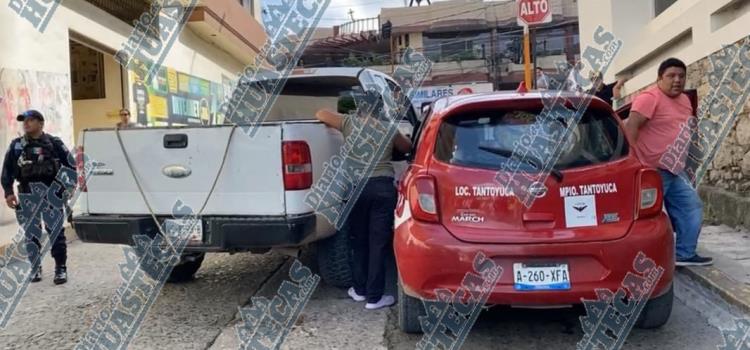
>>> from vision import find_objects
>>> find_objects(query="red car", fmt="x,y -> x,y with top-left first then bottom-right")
394,92 -> 674,333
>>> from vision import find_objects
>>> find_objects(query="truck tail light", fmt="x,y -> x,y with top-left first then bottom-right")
408,175 -> 439,222
282,141 -> 313,190
636,168 -> 663,219
76,146 -> 87,192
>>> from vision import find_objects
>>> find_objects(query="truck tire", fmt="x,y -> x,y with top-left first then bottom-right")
398,282 -> 425,334
316,229 -> 353,288
635,283 -> 673,329
167,253 -> 205,283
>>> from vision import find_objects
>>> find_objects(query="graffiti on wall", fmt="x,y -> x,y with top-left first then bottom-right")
131,67 -> 225,126
0,68 -> 73,223
0,68 -> 73,146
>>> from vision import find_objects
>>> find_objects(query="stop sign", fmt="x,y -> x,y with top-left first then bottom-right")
516,0 -> 552,27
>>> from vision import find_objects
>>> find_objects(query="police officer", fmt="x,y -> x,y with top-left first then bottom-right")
1,110 -> 73,285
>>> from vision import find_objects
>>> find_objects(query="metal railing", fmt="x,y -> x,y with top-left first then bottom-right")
334,15 -> 380,36
84,0 -> 151,23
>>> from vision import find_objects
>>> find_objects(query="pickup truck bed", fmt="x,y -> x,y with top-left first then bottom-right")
71,67 -> 416,285
74,121 -> 342,251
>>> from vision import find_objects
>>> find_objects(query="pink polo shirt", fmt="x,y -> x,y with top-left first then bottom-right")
631,85 -> 693,172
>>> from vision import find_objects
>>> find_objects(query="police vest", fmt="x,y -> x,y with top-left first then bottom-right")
16,135 -> 61,183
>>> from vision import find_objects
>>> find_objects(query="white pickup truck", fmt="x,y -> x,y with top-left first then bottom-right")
72,68 -> 417,283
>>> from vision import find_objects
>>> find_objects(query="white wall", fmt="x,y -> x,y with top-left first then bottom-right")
0,0 -> 253,223
578,0 -> 750,95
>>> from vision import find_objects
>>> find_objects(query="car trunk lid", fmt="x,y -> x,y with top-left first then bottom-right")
430,103 -> 639,244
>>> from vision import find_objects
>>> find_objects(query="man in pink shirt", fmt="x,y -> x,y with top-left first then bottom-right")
624,58 -> 712,266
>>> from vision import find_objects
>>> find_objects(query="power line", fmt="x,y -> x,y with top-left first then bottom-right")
309,17 -> 577,52
305,21 -> 576,61
392,1 -> 507,27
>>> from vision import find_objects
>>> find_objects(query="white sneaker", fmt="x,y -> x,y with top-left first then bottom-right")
348,287 -> 366,302
365,295 -> 395,310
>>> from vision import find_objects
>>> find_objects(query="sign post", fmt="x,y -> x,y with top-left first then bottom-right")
523,25 -> 532,91
517,0 -> 552,90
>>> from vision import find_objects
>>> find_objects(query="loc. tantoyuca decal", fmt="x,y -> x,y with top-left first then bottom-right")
455,185 -> 515,198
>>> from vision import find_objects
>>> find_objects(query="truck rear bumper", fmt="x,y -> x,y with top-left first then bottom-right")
72,214 -> 316,252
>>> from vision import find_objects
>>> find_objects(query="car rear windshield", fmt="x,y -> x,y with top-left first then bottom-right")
252,76 -> 361,122
434,107 -> 629,171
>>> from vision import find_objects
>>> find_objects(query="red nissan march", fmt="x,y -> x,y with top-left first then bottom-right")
394,92 -> 674,333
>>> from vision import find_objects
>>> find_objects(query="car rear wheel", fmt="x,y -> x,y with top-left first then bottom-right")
316,229 -> 354,288
167,253 -> 205,283
398,281 -> 425,334
635,283 -> 673,329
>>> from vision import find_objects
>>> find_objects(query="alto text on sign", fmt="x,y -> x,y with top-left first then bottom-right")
516,0 -> 552,27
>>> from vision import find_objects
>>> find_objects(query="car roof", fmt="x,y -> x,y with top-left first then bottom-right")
287,67 -> 365,79
249,67 -> 372,83
431,91 -> 611,119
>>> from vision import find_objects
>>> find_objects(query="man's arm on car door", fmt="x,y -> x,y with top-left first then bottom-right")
624,111 -> 649,144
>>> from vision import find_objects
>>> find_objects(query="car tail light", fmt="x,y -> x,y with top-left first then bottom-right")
282,141 -> 312,190
408,175 -> 439,222
636,169 -> 663,219
76,146 -> 87,192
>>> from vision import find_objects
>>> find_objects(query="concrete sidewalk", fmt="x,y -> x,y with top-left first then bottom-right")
681,225 -> 750,314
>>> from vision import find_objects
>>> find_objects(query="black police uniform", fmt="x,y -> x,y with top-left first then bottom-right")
1,113 -> 73,276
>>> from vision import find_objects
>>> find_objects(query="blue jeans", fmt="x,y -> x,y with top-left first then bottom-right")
659,170 -> 703,260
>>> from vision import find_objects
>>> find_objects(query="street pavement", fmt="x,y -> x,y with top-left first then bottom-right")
0,229 -> 748,350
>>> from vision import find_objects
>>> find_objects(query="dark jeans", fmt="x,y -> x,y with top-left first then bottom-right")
17,201 -> 67,270
349,177 -> 397,303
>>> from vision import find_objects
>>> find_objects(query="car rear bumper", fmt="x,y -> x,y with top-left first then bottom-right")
72,214 -> 317,252
394,213 -> 674,306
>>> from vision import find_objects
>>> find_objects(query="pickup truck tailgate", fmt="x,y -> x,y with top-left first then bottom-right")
83,126 -> 285,216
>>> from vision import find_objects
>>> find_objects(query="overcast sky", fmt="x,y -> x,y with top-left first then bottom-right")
263,0 -> 441,27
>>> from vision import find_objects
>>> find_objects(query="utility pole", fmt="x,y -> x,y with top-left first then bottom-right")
523,25 -> 532,90
531,27 -> 537,90
490,27 -> 497,90
390,34 -> 400,74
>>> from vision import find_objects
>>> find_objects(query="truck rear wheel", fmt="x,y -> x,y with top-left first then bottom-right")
398,282 -> 425,334
167,253 -> 205,283
316,229 -> 354,288
635,283 -> 673,329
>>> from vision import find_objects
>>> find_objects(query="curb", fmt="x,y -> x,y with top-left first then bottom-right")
680,265 -> 750,315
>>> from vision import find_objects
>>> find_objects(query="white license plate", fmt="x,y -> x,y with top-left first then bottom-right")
513,263 -> 571,291
163,218 -> 203,243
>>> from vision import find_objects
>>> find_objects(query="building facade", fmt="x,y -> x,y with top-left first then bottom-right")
381,0 -> 580,89
302,0 -> 580,90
